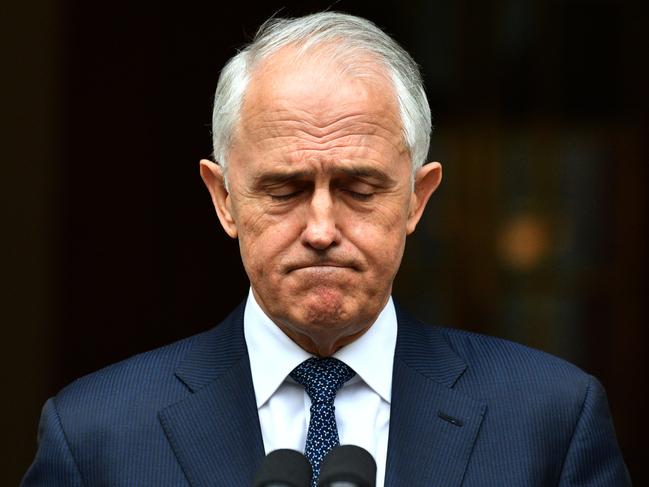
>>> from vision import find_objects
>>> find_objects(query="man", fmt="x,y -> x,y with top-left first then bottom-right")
23,12 -> 630,487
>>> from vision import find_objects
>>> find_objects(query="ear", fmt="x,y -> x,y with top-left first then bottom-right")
406,161 -> 442,234
199,159 -> 238,238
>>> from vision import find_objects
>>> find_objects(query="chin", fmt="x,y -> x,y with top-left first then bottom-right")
298,288 -> 353,327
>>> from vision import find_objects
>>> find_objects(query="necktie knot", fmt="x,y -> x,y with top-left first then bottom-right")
290,357 -> 356,404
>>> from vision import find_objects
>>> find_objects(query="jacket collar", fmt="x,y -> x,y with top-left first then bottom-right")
159,301 -> 486,487
159,302 -> 265,487
384,305 -> 486,487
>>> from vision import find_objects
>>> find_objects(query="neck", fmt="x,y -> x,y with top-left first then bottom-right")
277,323 -> 373,357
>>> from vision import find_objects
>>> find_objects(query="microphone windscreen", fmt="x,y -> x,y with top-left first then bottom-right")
252,448 -> 312,487
317,445 -> 377,487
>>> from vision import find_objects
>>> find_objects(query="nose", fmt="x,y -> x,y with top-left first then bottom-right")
301,187 -> 341,250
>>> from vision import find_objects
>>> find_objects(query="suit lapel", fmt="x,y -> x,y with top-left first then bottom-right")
156,301 -> 485,486
159,303 -> 265,487
384,308 -> 486,487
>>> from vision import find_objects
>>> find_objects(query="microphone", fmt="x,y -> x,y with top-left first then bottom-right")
252,449 -> 312,487
317,445 -> 377,487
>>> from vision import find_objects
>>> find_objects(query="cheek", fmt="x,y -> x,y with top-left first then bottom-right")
344,207 -> 408,272
237,210 -> 301,273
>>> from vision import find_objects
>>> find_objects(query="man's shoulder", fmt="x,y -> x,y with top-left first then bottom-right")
32,304 -> 249,474
55,302 -> 246,412
439,325 -> 588,379
398,311 -> 593,401
444,325 -> 598,409
54,330 -> 204,415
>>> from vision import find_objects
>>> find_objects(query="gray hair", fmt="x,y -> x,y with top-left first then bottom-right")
211,12 -> 431,179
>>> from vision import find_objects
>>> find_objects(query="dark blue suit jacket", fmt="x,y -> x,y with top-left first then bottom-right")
22,302 -> 631,486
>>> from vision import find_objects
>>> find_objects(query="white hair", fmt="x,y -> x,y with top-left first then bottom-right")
211,12 -> 432,179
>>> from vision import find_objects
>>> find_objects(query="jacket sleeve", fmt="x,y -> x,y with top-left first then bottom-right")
558,376 -> 632,486
21,398 -> 85,487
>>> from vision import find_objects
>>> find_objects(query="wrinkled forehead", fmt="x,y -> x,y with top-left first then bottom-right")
249,40 -> 393,85
237,44 -> 402,137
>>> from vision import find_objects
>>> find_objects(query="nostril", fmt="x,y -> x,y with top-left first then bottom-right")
302,221 -> 341,250
304,232 -> 336,250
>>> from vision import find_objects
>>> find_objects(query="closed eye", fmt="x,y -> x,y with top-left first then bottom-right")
339,179 -> 376,202
343,189 -> 374,201
270,190 -> 304,201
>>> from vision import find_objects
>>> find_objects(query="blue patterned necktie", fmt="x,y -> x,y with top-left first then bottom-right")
290,357 -> 356,487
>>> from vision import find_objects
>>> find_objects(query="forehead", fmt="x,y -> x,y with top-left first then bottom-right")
237,45 -> 403,146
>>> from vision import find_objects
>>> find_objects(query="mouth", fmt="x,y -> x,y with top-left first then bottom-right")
286,261 -> 359,273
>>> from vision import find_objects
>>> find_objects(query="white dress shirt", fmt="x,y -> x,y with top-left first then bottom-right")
244,289 -> 397,487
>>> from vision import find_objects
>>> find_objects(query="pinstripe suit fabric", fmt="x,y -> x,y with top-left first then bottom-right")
22,302 -> 631,486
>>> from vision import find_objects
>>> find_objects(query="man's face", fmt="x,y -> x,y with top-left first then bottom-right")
202,48 -> 441,355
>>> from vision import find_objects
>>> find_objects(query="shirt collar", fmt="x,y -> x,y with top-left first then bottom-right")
244,290 -> 312,408
244,289 -> 397,408
333,297 -> 396,404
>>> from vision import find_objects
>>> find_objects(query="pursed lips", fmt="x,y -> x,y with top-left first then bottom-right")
286,261 -> 358,273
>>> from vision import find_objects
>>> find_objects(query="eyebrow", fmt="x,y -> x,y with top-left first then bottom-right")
254,170 -> 312,187
254,165 -> 396,187
340,166 -> 394,184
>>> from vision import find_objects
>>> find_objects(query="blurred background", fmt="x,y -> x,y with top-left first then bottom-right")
3,0 -> 647,484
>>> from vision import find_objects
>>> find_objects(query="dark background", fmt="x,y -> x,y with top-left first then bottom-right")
3,0 -> 647,484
